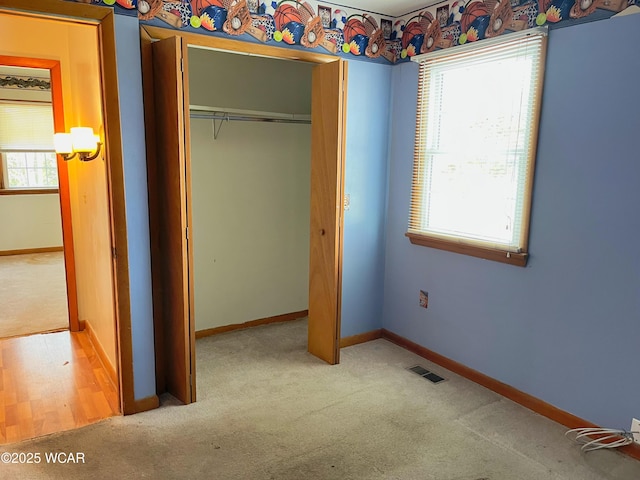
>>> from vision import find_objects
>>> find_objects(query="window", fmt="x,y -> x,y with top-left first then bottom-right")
0,101 -> 58,191
407,29 -> 547,267
2,151 -> 58,188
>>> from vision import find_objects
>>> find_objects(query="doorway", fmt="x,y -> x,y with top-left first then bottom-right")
0,59 -> 78,339
0,50 -> 119,443
0,0 -> 140,423
141,27 -> 347,405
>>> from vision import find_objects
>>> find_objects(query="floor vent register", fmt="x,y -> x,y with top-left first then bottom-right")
407,365 -> 447,384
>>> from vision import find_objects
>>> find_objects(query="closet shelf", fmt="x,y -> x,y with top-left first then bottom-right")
189,105 -> 311,140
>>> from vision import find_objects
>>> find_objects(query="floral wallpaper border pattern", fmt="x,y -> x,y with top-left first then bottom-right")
72,0 -> 635,63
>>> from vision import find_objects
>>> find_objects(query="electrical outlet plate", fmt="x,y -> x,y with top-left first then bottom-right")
631,418 -> 640,444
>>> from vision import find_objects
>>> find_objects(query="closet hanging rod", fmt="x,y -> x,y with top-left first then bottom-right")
189,104 -> 310,122
189,107 -> 311,140
190,112 -> 311,124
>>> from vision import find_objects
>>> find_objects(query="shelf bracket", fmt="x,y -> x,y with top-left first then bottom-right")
211,114 -> 228,140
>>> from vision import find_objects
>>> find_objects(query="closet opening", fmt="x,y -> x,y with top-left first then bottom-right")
187,46 -> 313,344
142,27 -> 347,405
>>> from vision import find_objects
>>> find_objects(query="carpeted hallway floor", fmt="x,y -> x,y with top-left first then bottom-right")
0,252 -> 68,338
2,319 -> 638,479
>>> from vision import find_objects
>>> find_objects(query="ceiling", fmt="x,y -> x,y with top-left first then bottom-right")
320,0 -> 442,17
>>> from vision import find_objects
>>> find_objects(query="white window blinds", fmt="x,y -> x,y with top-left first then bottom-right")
408,29 -> 547,257
0,101 -> 55,151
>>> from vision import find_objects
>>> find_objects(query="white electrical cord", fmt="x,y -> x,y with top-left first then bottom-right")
565,427 -> 638,452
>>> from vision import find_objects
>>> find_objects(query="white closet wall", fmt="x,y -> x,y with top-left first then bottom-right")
188,48 -> 312,115
188,48 -> 312,331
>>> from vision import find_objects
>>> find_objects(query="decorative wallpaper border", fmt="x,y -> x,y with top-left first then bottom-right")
0,75 -> 51,90
69,0 -> 637,63
393,0 -> 636,60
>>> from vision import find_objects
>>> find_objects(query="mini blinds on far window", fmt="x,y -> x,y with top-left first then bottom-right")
0,101 -> 58,189
0,102 -> 55,151
408,28 -> 547,266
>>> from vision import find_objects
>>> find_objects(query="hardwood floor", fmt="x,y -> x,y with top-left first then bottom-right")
0,330 -> 119,444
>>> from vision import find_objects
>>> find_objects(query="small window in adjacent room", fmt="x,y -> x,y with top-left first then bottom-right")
1,151 -> 58,189
407,29 -> 547,267
0,101 -> 58,191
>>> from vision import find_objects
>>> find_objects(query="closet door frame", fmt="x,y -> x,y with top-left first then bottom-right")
141,25 -> 347,402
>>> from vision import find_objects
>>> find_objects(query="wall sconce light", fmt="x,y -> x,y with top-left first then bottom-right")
54,127 -> 102,162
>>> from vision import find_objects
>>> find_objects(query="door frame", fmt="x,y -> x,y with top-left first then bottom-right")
0,55 -> 79,333
0,0 -> 137,415
140,25 -> 347,399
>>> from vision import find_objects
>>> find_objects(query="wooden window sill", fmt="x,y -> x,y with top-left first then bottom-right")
406,232 -> 528,267
0,188 -> 59,196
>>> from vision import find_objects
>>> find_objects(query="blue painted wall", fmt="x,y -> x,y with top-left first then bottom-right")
114,15 -> 156,401
382,13 -> 640,429
341,60 -> 392,337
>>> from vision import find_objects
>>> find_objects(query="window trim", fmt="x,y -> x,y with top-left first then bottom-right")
0,187 -> 59,195
406,232 -> 528,267
407,28 -> 548,267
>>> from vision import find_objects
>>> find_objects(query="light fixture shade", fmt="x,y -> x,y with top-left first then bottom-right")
53,133 -> 73,154
54,127 -> 102,161
70,127 -> 97,153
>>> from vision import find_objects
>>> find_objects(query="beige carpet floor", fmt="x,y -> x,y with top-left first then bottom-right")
0,252 -> 68,338
2,319 -> 639,479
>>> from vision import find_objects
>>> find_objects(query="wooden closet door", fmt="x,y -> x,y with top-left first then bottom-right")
151,36 -> 195,404
308,60 -> 348,365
